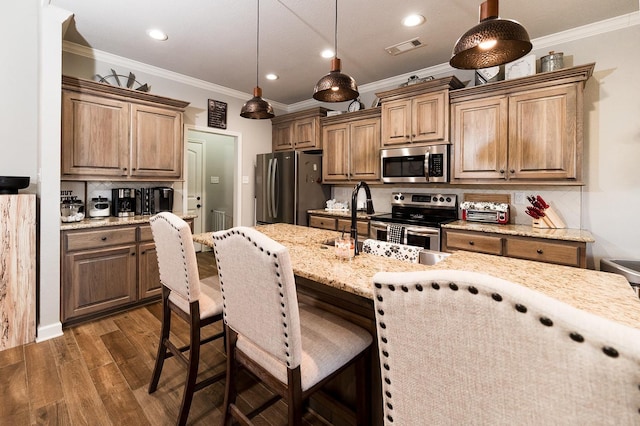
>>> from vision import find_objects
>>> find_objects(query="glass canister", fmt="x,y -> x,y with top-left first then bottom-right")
541,51 -> 564,72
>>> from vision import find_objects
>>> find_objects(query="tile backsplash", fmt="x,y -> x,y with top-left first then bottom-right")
332,185 -> 583,229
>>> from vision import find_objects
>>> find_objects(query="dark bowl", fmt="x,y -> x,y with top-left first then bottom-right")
0,176 -> 30,194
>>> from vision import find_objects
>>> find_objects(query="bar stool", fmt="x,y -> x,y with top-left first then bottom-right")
212,226 -> 373,426
148,212 -> 225,426
373,269 -> 640,424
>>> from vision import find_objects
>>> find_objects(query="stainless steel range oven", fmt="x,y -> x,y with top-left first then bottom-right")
370,192 -> 458,251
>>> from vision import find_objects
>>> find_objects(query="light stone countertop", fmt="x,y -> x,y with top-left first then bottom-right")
60,214 -> 198,230
442,220 -> 595,243
194,223 -> 640,329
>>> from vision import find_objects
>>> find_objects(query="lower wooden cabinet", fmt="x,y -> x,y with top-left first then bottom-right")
442,228 -> 587,268
61,220 -> 192,324
309,214 -> 369,237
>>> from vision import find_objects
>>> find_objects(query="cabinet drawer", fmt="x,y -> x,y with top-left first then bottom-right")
445,231 -> 503,255
309,216 -> 337,230
505,238 -> 581,267
65,227 -> 137,251
139,225 -> 153,242
337,218 -> 369,236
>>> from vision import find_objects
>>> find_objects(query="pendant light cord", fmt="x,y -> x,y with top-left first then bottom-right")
256,0 -> 260,88
333,0 -> 338,58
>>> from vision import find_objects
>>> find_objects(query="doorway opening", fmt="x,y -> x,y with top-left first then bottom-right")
186,126 -> 241,251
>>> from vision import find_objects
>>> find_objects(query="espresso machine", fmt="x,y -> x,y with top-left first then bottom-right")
111,188 -> 137,217
153,187 -> 174,212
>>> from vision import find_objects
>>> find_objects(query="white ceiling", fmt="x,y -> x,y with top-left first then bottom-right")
51,0 -> 638,105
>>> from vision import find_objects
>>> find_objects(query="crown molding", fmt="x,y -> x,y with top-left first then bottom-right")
62,41 -> 288,111
63,11 -> 639,114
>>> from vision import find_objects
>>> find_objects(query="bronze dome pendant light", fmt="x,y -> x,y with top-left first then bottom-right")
240,0 -> 274,119
450,0 -> 532,70
313,0 -> 358,102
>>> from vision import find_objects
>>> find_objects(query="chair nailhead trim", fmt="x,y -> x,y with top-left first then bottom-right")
569,332 -> 584,342
431,283 -> 440,290
540,317 -> 553,327
492,293 -> 502,302
401,285 -> 408,292
602,346 -> 619,358
449,283 -> 459,291
515,304 -> 527,313
468,286 -> 478,294
378,309 -> 384,316
416,284 -> 423,291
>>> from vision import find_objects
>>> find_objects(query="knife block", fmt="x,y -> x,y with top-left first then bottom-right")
531,206 -> 566,229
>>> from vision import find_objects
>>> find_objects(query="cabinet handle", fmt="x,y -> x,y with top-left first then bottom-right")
131,252 -> 136,256
536,249 -> 543,254
468,241 -> 475,246
123,167 -> 127,171
132,168 -> 136,171
101,236 -> 107,241
499,169 -> 505,174
509,169 -> 515,174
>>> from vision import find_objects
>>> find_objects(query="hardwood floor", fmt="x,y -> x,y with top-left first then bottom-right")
0,251 -> 328,425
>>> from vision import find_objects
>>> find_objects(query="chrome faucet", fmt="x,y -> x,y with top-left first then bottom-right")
351,181 -> 374,255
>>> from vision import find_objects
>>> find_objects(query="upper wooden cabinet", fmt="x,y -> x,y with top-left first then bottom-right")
271,107 -> 330,151
449,64 -> 594,184
61,75 -> 189,181
321,108 -> 381,183
376,76 -> 464,147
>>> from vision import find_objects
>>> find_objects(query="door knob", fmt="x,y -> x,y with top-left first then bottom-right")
197,196 -> 201,200
197,204 -> 201,208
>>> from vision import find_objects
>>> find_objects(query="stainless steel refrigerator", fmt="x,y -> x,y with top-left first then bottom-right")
255,151 -> 330,226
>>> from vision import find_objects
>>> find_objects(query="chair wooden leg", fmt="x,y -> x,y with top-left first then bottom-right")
287,367 -> 303,426
355,350 -> 371,426
149,288 -> 172,393
176,305 -> 202,426
222,326 -> 238,426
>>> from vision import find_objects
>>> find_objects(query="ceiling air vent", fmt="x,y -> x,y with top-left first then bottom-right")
385,38 -> 424,56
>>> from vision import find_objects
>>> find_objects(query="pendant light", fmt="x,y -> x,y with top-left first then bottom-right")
450,0 -> 532,70
313,0 -> 358,102
240,0 -> 274,119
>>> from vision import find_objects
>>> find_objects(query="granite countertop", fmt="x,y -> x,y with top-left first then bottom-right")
60,214 -> 198,230
307,209 -> 386,220
194,223 -> 640,329
443,220 -> 595,243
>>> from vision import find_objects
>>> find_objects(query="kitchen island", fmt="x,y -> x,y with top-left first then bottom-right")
194,223 -> 640,328
194,223 -> 640,425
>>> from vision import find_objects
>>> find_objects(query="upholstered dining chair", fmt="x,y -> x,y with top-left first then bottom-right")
212,226 -> 373,426
361,238 -> 420,263
148,212 -> 225,426
372,269 -> 640,425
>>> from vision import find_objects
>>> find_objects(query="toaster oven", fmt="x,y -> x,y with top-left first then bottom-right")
460,201 -> 509,224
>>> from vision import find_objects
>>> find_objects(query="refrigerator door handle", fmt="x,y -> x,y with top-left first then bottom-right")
271,157 -> 278,218
267,158 -> 273,218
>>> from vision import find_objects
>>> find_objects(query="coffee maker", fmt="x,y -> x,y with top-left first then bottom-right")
136,188 -> 154,215
111,188 -> 137,217
153,187 -> 174,212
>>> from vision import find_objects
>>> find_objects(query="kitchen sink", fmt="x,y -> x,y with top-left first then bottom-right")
320,238 -> 364,252
418,249 -> 450,266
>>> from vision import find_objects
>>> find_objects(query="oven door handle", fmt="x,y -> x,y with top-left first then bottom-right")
404,226 -> 440,237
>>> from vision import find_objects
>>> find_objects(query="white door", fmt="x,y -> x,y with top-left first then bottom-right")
187,139 -> 205,251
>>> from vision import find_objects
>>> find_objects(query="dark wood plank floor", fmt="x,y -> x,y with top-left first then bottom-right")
0,251 -> 328,425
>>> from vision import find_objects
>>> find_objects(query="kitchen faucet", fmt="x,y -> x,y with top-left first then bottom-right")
351,181 -> 375,255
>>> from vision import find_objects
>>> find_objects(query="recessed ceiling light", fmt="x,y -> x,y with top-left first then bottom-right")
321,49 -> 335,59
402,14 -> 425,27
147,29 -> 168,41
266,73 -> 278,81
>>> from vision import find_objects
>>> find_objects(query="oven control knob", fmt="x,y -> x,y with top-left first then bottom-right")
446,197 -> 452,202
400,195 -> 405,200
439,197 -> 445,202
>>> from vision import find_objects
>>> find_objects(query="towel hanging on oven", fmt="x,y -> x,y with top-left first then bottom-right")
387,224 -> 404,244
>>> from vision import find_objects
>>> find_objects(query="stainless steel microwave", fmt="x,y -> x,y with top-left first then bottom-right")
381,145 -> 449,183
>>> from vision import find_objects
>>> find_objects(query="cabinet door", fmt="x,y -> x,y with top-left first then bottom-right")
322,123 -> 350,182
138,241 -> 161,299
61,91 -> 129,177
130,104 -> 183,178
381,99 -> 411,146
62,245 -> 137,322
350,117 -> 381,181
294,117 -> 319,150
451,96 -> 508,180
412,91 -> 446,143
508,85 -> 578,179
273,121 -> 294,151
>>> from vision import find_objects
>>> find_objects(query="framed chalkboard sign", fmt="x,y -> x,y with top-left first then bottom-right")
208,99 -> 227,129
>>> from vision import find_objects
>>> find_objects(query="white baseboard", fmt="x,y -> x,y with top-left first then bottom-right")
36,322 -> 63,342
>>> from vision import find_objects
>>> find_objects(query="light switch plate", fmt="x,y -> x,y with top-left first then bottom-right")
515,192 -> 526,205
